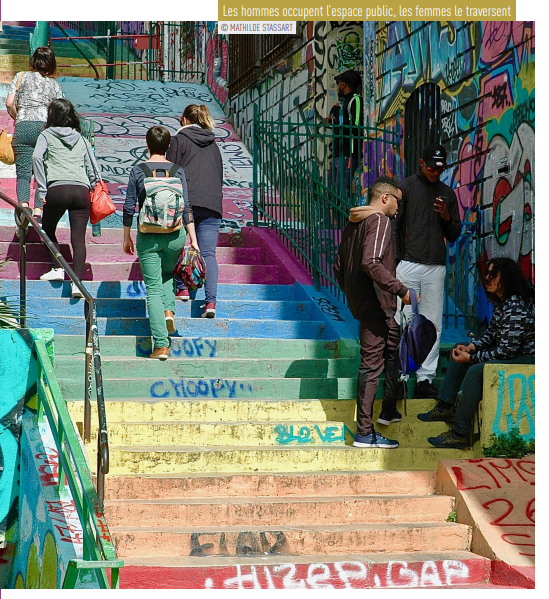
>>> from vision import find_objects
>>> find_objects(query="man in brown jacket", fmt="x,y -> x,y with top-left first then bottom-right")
334,176 -> 412,448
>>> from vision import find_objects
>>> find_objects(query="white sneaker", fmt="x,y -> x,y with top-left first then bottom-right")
71,282 -> 84,298
40,268 -> 65,281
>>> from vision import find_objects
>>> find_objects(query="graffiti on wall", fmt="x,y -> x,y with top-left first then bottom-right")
367,20 -> 535,326
451,457 -> 535,559
492,368 -> 535,441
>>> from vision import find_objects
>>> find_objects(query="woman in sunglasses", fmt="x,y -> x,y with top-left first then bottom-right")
417,257 -> 534,449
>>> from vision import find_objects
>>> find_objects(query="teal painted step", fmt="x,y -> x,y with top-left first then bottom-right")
0,281 -> 298,301
31,315 -> 331,339
58,376 -> 358,401
54,335 -> 348,359
25,298 -> 312,320
54,356 -> 359,379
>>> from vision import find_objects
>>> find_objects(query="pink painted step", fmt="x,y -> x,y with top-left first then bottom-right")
0,260 -> 279,283
0,242 -> 262,265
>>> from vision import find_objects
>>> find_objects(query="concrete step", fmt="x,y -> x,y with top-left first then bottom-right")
59,375 -> 356,400
0,280 -> 299,301
54,335 -> 345,359
110,521 -> 472,558
92,444 -> 477,474
103,494 -> 455,528
0,241 -> 263,264
86,418 -> 454,447
0,260 -> 281,283
68,397 -> 358,424
0,226 -> 259,245
67,398 -> 437,424
27,297 -> 312,321
102,470 -> 438,500
30,315 -> 330,338
117,550 -> 491,589
55,355 -> 357,379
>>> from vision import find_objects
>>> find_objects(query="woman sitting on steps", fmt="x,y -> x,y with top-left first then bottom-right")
417,257 -> 535,449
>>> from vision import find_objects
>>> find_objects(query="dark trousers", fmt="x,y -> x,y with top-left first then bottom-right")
175,206 -> 221,303
439,346 -> 535,436
42,184 -> 90,280
356,316 -> 401,435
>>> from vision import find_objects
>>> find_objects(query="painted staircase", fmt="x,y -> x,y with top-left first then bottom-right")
0,222 -> 488,589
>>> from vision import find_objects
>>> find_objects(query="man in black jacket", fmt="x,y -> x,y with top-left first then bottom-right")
334,176 -> 411,449
394,143 -> 461,399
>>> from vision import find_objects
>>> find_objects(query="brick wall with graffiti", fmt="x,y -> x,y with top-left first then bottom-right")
229,21 -> 364,147
365,21 -> 535,324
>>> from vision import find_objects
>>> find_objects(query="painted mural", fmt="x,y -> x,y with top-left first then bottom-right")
365,21 -> 535,325
9,415 -> 99,589
0,329 -> 53,585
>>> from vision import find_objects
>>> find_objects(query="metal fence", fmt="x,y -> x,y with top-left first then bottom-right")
252,107 -> 402,295
252,109 -> 480,333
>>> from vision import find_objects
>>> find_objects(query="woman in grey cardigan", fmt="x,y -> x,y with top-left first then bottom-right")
32,99 -> 100,297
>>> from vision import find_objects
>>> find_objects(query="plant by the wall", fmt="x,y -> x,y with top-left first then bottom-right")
482,427 -> 535,459
446,509 -> 457,523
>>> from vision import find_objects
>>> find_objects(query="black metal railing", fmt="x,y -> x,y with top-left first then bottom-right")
0,192 -> 110,506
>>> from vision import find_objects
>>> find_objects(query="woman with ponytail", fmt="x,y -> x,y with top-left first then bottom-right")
167,104 -> 223,318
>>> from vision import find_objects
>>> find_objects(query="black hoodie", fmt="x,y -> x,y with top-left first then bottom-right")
166,124 -> 223,216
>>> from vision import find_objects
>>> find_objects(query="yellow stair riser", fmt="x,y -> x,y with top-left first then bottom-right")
87,446 -> 479,475
83,420 -> 457,447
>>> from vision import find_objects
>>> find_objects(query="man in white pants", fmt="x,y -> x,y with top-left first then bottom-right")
394,143 -> 461,398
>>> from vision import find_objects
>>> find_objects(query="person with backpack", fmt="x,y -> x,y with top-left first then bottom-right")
32,99 -> 100,298
334,176 -> 413,449
167,104 -> 223,318
123,126 -> 198,360
5,47 -> 63,223
419,257 -> 535,449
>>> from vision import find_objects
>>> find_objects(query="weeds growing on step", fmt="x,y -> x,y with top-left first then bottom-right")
482,427 -> 535,459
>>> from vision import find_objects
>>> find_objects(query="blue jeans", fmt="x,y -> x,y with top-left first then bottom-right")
438,345 -> 535,436
176,207 -> 221,304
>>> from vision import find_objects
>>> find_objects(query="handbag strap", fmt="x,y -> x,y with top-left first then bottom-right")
84,139 -> 101,182
16,72 -> 24,92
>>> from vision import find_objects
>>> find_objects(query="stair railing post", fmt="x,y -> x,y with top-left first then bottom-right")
253,103 -> 259,227
84,301 -> 93,444
18,217 -> 28,328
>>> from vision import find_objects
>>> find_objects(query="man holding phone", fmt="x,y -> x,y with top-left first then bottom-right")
394,143 -> 461,399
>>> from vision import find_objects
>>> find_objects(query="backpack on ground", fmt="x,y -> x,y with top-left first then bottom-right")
395,288 -> 437,379
138,163 -> 185,233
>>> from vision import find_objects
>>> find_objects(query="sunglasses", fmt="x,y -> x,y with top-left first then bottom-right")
386,193 -> 401,203
426,165 -> 445,173
485,269 -> 497,281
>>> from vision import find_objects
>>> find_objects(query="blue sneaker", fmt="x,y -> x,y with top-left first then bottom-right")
353,431 -> 399,449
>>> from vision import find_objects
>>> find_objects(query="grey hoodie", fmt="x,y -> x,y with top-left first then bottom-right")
32,127 -> 101,201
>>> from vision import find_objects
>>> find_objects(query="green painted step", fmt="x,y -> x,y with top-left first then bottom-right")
53,335 -> 352,359
55,356 -> 359,379
59,376 -> 359,401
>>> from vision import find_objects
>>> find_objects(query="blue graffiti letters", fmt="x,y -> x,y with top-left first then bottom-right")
150,378 -> 252,399
274,424 -> 354,445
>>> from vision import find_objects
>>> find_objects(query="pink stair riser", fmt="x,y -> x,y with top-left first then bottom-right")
0,242 -> 262,265
0,260 -> 279,284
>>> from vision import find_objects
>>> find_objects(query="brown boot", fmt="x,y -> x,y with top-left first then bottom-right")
149,346 -> 169,360
165,310 -> 176,334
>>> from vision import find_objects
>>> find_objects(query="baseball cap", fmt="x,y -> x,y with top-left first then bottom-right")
334,70 -> 362,88
422,143 -> 447,168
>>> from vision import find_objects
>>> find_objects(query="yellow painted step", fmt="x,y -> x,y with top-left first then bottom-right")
88,444 -> 479,475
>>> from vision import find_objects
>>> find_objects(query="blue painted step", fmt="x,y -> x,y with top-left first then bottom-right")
0,281 -> 298,301
24,298 -> 311,320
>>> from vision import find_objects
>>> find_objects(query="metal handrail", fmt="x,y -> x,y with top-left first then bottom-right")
52,21 -> 100,80
0,192 -> 110,506
34,336 -> 122,588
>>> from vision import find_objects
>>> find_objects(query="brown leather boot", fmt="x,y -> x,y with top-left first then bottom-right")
165,310 -> 176,334
149,346 -> 169,360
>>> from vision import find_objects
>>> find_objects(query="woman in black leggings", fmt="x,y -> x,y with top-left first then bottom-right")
32,99 -> 100,297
